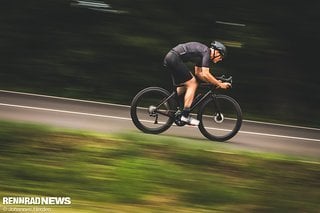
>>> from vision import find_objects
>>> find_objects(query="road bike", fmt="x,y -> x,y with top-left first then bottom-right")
130,75 -> 242,141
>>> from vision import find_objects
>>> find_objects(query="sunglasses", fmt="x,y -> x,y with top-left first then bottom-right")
213,52 -> 223,60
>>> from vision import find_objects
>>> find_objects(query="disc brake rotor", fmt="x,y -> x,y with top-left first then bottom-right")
214,113 -> 224,123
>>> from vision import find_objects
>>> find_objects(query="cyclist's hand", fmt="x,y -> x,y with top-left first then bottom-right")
217,82 -> 231,89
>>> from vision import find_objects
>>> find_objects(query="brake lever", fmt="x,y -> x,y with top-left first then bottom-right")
216,75 -> 233,89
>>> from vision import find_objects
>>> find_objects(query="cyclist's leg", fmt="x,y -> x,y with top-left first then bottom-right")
180,76 -> 200,125
176,86 -> 185,96
164,51 -> 191,108
163,51 -> 199,125
176,86 -> 185,109
183,76 -> 198,108
170,64 -> 199,124
169,65 -> 196,116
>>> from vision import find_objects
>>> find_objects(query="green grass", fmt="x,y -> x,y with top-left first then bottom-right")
0,120 -> 319,212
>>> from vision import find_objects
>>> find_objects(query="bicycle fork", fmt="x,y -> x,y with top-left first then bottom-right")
211,94 -> 224,123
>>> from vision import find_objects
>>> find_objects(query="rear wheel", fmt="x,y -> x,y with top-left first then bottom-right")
198,95 -> 242,141
130,87 -> 176,134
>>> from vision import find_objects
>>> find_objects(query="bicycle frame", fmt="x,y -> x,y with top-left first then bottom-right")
130,74 -> 242,141
154,84 -> 217,119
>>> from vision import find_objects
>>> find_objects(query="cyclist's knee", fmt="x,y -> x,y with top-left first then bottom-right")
185,77 -> 197,88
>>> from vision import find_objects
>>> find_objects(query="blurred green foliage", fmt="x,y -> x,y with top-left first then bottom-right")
0,122 -> 320,212
0,0 -> 319,127
0,121 -> 319,212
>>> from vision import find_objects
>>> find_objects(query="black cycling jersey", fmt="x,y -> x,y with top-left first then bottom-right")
163,42 -> 211,84
172,42 -> 211,68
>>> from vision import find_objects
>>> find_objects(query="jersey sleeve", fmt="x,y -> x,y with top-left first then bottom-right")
200,48 -> 211,68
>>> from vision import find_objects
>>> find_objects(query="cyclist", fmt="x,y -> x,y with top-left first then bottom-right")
163,41 -> 231,126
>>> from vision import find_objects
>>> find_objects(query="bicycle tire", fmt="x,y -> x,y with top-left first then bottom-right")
197,95 -> 242,141
130,87 -> 176,134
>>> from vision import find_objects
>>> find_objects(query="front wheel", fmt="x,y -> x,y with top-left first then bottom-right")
130,87 -> 176,134
197,95 -> 242,142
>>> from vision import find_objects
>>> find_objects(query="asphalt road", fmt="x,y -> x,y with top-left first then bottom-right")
0,90 -> 319,158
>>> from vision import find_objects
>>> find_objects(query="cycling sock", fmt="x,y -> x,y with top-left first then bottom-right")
182,108 -> 190,117
178,95 -> 184,109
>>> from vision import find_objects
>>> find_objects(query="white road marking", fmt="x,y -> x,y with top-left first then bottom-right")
0,102 -> 319,142
215,20 -> 246,27
0,103 -> 131,121
1,89 -> 318,131
242,119 -> 320,131
0,89 -> 130,108
239,130 -> 320,142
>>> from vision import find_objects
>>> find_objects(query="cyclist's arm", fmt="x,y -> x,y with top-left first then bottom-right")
194,66 -> 230,89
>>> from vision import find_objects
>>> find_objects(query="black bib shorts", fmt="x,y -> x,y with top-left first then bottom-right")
163,50 -> 193,85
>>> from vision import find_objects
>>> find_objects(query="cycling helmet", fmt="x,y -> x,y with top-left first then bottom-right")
210,41 -> 227,58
